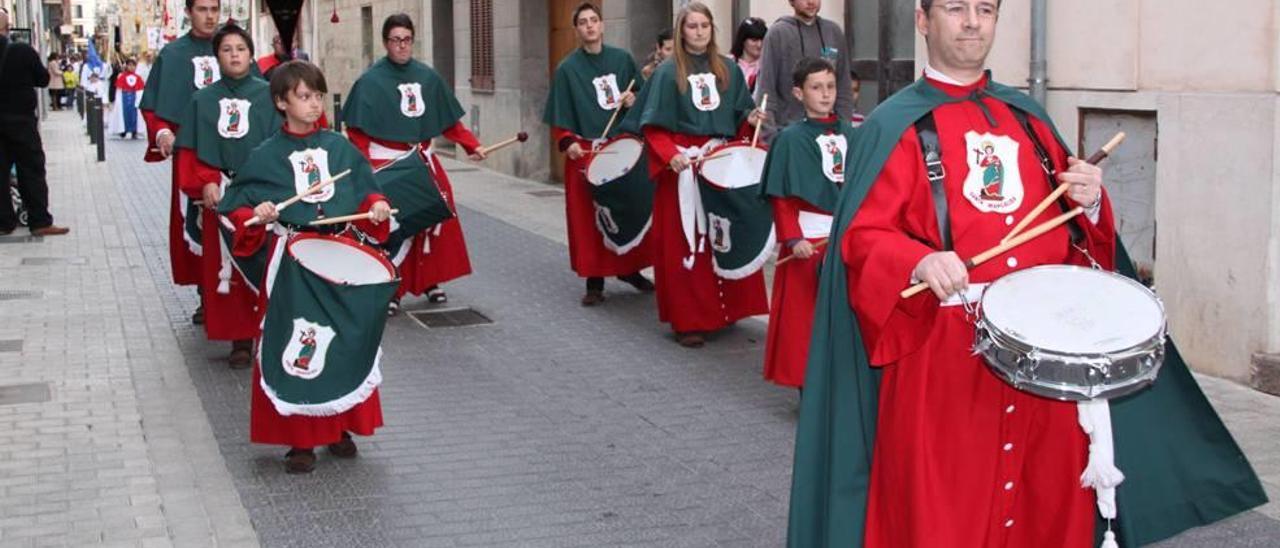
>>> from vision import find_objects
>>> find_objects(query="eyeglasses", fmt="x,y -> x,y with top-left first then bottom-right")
386,36 -> 414,46
934,1 -> 999,19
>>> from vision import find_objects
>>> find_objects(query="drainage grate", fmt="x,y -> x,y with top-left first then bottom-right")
0,235 -> 42,244
0,290 -> 42,301
0,383 -> 51,406
0,340 -> 21,352
527,189 -> 564,198
21,257 -> 87,266
408,307 -> 494,328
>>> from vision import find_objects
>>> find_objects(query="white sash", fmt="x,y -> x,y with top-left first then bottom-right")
675,139 -> 723,269
797,211 -> 833,240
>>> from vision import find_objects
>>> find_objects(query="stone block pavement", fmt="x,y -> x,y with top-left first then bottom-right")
1,111 -> 1277,546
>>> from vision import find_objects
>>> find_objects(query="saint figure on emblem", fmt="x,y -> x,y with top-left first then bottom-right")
199,58 -> 215,87
299,154 -> 322,187
696,78 -> 712,107
226,103 -> 241,133
827,140 -> 844,175
975,141 -> 1004,200
292,327 -> 317,371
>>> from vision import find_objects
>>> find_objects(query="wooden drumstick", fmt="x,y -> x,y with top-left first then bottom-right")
1001,132 -> 1125,243
478,132 -> 529,156
776,238 -> 828,266
308,208 -> 400,226
900,207 -> 1085,299
750,94 -> 769,149
244,169 -> 352,227
596,79 -> 636,147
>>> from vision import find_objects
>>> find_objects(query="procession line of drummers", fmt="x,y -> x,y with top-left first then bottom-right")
135,2 -> 1274,548
140,6 -> 847,472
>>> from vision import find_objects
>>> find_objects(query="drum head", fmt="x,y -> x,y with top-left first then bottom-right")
289,236 -> 396,286
585,136 -> 644,186
981,265 -> 1164,355
699,144 -> 767,190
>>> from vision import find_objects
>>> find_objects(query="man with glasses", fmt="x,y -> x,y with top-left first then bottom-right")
787,1 -> 1267,546
342,14 -> 485,312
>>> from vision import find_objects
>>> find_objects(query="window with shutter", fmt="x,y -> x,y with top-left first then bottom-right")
469,0 -> 494,93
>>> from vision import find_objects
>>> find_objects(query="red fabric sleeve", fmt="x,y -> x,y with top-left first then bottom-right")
641,125 -> 680,167
225,207 -> 268,256
353,193 -> 391,243
552,126 -> 589,153
346,127 -> 373,160
174,148 -> 223,199
843,127 -> 945,366
441,121 -> 481,154
771,197 -> 805,243
736,118 -> 758,141
141,111 -> 172,162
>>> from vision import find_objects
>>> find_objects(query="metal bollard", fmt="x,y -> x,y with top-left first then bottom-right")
76,89 -> 84,119
93,99 -> 105,162
86,96 -> 98,144
332,93 -> 343,132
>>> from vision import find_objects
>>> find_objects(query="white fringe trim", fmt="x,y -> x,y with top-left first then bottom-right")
600,216 -> 652,256
714,225 -> 776,280
260,348 -> 383,417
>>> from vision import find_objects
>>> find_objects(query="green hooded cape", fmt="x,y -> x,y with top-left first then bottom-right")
787,74 -> 1267,548
760,117 -> 857,212
621,54 -> 755,137
174,74 -> 282,173
341,57 -> 465,143
543,44 -> 641,139
140,32 -> 262,124
218,129 -> 382,228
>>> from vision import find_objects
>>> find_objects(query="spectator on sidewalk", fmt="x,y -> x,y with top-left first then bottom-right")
46,53 -> 64,110
639,28 -> 673,80
753,0 -> 855,140
730,17 -> 767,93
114,58 -> 144,139
0,8 -> 70,236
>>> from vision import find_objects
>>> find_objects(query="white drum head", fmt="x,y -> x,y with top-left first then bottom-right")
699,145 -> 767,189
585,136 -> 643,186
981,266 -> 1164,354
290,237 -> 395,285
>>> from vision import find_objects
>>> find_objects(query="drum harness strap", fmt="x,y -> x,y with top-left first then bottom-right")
675,140 -> 723,269
916,110 -> 1123,548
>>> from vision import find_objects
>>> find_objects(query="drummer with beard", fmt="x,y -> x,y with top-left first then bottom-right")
543,1 -> 655,306
343,13 -> 485,313
788,1 -> 1267,546
219,61 -> 393,474
622,1 -> 768,348
759,58 -> 854,389
173,24 -> 282,369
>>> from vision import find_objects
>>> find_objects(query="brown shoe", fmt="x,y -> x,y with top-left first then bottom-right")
327,432 -> 358,458
581,289 -> 605,307
284,448 -> 316,474
191,305 -> 204,325
676,332 -> 705,348
228,340 -> 253,369
30,225 -> 70,236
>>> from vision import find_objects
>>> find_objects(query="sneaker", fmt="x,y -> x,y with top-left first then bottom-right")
387,298 -> 401,317
676,332 -> 705,348
617,272 -> 655,292
327,433 -> 358,459
284,448 -> 316,474
29,225 -> 70,236
581,289 -> 605,307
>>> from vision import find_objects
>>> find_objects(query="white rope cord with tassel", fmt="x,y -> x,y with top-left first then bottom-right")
1078,398 -> 1125,548
674,140 -> 722,269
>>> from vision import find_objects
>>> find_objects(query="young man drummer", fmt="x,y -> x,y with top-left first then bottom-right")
759,58 -> 854,389
174,24 -> 282,368
343,13 -> 485,312
787,1 -> 1267,545
219,61 -> 393,474
543,2 -> 655,306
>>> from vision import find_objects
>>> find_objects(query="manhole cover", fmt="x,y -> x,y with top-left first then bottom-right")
0,235 -> 42,244
0,383 -> 51,406
408,307 -> 493,328
0,290 -> 42,301
527,189 -> 564,198
0,340 -> 21,352
21,257 -> 87,266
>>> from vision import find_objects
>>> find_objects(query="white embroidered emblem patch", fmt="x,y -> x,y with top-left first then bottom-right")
815,133 -> 848,183
398,82 -> 425,118
287,148 -> 334,203
592,73 -> 621,110
962,131 -> 1024,213
687,73 -> 720,111
216,98 -> 252,139
281,318 -> 335,380
191,56 -> 220,89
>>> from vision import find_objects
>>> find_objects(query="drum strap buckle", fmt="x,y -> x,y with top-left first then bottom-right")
958,291 -> 979,324
1072,242 -> 1103,270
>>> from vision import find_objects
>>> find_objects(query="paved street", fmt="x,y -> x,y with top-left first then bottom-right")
1,111 -> 1278,546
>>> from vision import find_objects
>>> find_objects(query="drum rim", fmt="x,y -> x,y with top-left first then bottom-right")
699,141 -> 768,190
979,264 -> 1166,355
585,135 -> 644,186
287,232 -> 397,286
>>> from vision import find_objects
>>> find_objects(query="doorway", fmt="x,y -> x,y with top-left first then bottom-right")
1080,109 -> 1159,285
547,0 -> 600,182
847,0 -> 916,112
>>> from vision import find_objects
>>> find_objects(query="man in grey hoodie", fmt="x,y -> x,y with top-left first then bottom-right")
753,0 -> 854,140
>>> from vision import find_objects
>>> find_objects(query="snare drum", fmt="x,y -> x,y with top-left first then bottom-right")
974,265 -> 1166,401
697,142 -> 775,279
583,135 -> 653,254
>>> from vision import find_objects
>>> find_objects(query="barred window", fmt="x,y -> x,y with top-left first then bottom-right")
469,0 -> 494,93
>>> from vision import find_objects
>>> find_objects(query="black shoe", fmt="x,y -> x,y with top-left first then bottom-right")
118,132 -> 127,138
426,287 -> 447,304
191,305 -> 205,325
617,272 -> 655,292
387,298 -> 401,317
327,433 -> 358,459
